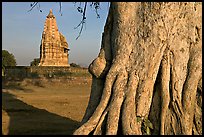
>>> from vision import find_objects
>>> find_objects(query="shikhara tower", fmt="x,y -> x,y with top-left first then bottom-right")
39,9 -> 70,66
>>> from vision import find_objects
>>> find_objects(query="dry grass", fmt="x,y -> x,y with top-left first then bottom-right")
2,77 -> 92,135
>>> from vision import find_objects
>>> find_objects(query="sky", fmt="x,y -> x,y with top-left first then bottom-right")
2,2 -> 110,67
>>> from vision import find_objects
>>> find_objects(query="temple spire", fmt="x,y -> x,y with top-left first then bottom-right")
39,9 -> 69,66
47,9 -> 55,18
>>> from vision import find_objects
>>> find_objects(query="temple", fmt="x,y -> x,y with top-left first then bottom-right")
39,9 -> 70,66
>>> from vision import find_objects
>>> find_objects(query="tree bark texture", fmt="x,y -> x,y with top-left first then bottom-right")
73,2 -> 202,135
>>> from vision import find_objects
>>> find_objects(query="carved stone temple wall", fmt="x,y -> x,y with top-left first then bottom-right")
39,9 -> 70,66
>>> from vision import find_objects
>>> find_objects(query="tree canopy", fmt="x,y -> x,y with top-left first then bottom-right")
30,58 -> 40,66
2,50 -> 17,67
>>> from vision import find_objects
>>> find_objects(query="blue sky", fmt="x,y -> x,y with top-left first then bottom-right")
2,2 -> 109,67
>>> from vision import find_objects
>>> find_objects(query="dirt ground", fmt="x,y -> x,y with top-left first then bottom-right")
2,77 -> 92,135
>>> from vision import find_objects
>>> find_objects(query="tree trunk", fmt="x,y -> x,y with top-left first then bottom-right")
73,2 -> 202,135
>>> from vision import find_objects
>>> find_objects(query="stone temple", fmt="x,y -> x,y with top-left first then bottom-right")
39,9 -> 70,66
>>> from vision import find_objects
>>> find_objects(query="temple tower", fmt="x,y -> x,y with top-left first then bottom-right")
39,9 -> 70,66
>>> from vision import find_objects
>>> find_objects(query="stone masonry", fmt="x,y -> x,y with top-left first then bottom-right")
39,9 -> 70,66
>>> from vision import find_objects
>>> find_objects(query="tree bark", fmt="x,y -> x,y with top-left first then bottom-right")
73,2 -> 202,135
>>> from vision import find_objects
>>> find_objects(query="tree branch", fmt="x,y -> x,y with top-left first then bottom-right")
27,2 -> 38,12
59,2 -> 62,16
74,2 -> 87,40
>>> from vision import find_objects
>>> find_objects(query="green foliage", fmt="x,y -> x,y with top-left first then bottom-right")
70,63 -> 81,68
136,116 -> 142,122
2,50 -> 17,66
137,116 -> 153,135
2,63 -> 5,76
51,71 -> 72,77
2,67 -> 5,77
30,72 -> 39,78
30,58 -> 40,66
45,70 -> 90,78
142,118 -> 153,135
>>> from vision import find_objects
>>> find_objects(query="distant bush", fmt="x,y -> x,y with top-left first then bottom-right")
30,58 -> 40,66
30,72 -> 39,78
51,71 -> 72,77
70,63 -> 81,68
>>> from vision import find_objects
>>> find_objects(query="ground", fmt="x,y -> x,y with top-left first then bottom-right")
2,77 -> 92,135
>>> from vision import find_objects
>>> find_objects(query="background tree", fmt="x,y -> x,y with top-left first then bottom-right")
2,50 -> 17,67
70,63 -> 81,68
30,58 -> 40,66
29,2 -> 202,135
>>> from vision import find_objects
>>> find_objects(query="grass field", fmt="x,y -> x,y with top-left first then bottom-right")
2,77 -> 92,135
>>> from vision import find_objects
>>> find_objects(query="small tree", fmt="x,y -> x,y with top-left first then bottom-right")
30,58 -> 40,66
2,50 -> 17,66
70,63 -> 81,68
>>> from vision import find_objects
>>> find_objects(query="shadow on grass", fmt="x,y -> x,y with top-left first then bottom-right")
2,91 -> 80,135
2,82 -> 26,90
2,77 -> 45,92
